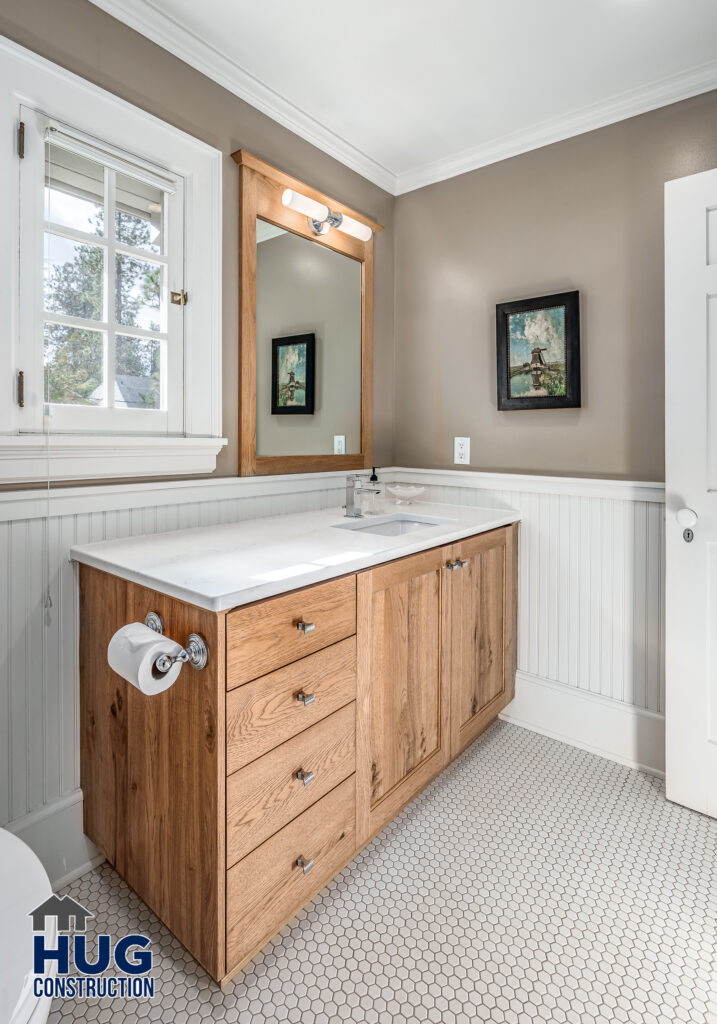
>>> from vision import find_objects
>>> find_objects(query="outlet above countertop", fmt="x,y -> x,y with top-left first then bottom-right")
70,500 -> 520,612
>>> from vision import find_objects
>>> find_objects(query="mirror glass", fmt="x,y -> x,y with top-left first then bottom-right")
255,218 -> 362,457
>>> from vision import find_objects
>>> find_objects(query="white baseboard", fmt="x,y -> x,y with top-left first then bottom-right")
5,790 -> 103,889
500,671 -> 665,777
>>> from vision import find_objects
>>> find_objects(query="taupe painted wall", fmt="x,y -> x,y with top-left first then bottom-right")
0,0 -> 395,477
393,91 -> 717,481
256,230 -> 361,456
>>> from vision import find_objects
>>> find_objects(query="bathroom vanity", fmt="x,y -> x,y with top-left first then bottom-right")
73,502 -> 518,986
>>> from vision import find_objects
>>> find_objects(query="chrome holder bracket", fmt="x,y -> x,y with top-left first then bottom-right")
145,611 -> 164,634
185,633 -> 209,671
145,611 -> 209,672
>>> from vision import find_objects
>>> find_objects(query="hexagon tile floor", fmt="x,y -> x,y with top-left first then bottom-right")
47,721 -> 717,1024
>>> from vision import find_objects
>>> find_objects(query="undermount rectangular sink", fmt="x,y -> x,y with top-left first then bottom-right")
333,513 -> 455,537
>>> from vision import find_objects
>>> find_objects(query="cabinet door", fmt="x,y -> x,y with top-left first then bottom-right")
445,524 -> 518,759
356,548 -> 448,845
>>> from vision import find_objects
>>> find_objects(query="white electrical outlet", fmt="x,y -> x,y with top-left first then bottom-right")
334,435 -> 346,455
454,436 -> 470,465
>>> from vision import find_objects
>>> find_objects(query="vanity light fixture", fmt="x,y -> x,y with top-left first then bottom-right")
282,188 -> 373,242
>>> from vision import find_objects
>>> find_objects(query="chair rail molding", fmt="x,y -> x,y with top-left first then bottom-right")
0,467 -> 666,884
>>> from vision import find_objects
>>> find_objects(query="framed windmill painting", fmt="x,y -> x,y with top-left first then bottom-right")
271,333 -> 316,415
496,291 -> 580,410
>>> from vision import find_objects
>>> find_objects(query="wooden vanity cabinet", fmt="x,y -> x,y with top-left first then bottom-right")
356,522 -> 518,845
444,525 -> 518,759
79,521 -> 517,988
356,547 -> 449,845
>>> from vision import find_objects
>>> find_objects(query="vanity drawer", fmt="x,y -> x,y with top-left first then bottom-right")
226,575 -> 357,688
227,702 -> 355,867
226,637 -> 356,773
226,774 -> 355,972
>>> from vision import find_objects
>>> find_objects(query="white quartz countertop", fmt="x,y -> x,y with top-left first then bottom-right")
70,500 -> 520,612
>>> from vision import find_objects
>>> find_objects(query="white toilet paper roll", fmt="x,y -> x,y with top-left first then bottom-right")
107,622 -> 185,695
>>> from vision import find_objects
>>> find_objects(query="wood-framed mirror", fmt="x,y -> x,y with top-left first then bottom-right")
232,151 -> 382,476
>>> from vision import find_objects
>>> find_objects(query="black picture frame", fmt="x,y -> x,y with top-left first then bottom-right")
496,291 -> 580,410
271,333 -> 316,415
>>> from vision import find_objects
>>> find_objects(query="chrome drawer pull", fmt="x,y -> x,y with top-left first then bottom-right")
296,855 -> 314,875
297,621 -> 316,635
296,769 -> 315,787
296,691 -> 316,706
445,560 -> 460,572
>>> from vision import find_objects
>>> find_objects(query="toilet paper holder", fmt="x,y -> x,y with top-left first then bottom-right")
145,612 -> 209,672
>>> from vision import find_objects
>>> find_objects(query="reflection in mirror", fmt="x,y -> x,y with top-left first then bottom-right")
255,218 -> 362,457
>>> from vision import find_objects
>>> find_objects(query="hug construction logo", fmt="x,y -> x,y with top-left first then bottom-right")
30,894 -> 155,1002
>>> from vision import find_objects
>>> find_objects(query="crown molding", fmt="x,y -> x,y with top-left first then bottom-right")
85,0 -> 398,195
85,2 -> 717,197
396,57 -> 717,194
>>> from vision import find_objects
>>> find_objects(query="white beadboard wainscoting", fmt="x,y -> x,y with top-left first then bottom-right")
0,467 -> 665,887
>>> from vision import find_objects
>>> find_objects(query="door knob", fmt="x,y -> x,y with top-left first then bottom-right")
677,508 -> 698,529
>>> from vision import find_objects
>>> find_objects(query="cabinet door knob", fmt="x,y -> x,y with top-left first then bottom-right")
296,691 -> 316,706
445,560 -> 460,572
459,559 -> 468,569
296,769 -> 315,786
296,855 -> 314,874
297,620 -> 316,635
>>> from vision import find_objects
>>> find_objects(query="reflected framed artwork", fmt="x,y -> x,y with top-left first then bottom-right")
496,291 -> 580,410
271,333 -> 316,415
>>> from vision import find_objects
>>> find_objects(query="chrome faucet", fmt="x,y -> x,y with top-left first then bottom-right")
345,474 -> 379,518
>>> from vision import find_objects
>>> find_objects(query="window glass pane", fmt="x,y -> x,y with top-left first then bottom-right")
116,254 -> 163,331
115,173 -> 163,254
44,322 -> 105,406
44,233 -> 104,321
115,335 -> 161,409
44,143 -> 104,236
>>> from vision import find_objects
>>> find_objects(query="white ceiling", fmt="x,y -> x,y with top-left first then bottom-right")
90,0 -> 717,195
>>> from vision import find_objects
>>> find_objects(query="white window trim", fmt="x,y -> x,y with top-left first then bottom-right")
0,35 -> 226,482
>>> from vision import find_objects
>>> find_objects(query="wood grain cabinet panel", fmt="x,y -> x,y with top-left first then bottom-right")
356,548 -> 449,845
226,775 -> 356,973
444,524 -> 518,759
227,703 -> 356,866
226,638 -> 356,773
79,566 -> 226,981
226,576 -> 356,687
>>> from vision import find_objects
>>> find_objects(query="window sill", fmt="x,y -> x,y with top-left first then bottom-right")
0,435 -> 228,484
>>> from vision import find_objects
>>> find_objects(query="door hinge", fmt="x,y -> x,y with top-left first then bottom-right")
170,289 -> 188,306
17,370 -> 25,407
18,121 -> 25,159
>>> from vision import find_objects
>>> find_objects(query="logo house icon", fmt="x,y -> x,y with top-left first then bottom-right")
29,895 -> 94,932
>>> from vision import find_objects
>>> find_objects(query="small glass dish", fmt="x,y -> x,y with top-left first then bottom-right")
386,484 -> 425,506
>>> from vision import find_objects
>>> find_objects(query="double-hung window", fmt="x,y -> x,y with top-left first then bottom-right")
1,36 -> 224,482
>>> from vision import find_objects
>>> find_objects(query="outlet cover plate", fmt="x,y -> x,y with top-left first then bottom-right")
454,436 -> 470,465
334,435 -> 346,455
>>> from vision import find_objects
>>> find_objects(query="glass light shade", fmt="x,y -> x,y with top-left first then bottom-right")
281,188 -> 329,223
335,213 -> 373,242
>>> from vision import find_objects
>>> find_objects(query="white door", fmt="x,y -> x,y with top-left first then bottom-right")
665,167 -> 717,818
